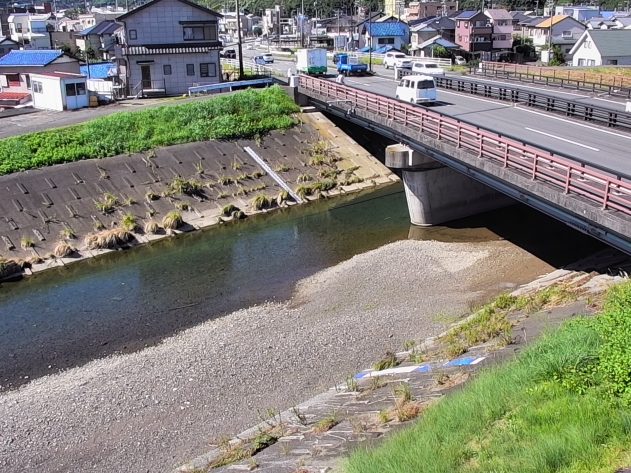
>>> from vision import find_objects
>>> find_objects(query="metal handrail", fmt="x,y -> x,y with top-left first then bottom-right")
298,74 -> 631,217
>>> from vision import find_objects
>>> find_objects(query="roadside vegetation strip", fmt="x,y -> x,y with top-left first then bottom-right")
345,281 -> 631,473
0,86 -> 299,176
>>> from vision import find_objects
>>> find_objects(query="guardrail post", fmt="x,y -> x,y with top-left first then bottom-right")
564,167 -> 571,194
531,155 -> 538,180
603,180 -> 611,210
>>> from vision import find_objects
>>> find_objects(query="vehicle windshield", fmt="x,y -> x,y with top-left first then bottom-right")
394,54 -> 405,58
417,80 -> 435,89
425,64 -> 438,68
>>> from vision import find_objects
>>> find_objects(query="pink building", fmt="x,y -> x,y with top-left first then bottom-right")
484,9 -> 514,50
455,11 -> 493,53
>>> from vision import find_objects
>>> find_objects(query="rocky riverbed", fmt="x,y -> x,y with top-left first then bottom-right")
0,237 -> 557,473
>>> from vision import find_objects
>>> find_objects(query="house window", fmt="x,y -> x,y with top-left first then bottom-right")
7,73 -> 20,87
76,82 -> 86,95
608,59 -> 618,65
562,30 -> 572,38
377,37 -> 395,45
200,63 -> 216,77
129,29 -> 137,40
186,64 -> 195,76
32,80 -> 43,93
65,82 -> 76,96
578,58 -> 585,66
183,25 -> 217,41
15,23 -> 22,33
163,64 -> 172,75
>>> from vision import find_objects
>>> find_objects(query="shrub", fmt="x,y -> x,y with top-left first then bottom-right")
222,204 -> 239,216
251,194 -> 271,210
84,228 -> 133,249
120,213 -> 138,232
144,221 -> 160,234
53,241 -> 75,258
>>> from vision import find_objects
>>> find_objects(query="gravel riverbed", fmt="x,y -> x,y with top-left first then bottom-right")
0,239 -> 554,472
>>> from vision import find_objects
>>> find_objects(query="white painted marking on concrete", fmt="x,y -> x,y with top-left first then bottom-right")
592,96 -> 626,106
362,365 -> 424,377
471,357 -> 486,365
243,146 -> 303,203
515,107 -> 631,141
524,127 -> 600,151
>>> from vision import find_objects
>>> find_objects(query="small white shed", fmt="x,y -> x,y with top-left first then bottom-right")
30,72 -> 89,111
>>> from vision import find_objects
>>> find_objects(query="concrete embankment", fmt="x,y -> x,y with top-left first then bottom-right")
0,110 -> 397,280
0,237 -> 565,472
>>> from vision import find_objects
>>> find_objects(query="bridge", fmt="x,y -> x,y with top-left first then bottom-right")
295,75 -> 631,255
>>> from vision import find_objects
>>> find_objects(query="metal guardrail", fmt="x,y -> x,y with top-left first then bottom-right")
475,62 -> 631,98
188,78 -> 274,95
435,75 -> 631,132
298,74 -> 631,218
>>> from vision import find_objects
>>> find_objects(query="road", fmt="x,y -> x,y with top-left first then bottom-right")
237,50 -> 631,176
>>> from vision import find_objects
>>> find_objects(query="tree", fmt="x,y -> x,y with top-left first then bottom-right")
64,8 -> 79,19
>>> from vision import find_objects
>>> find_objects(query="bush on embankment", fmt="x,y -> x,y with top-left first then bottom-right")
345,281 -> 631,473
0,85 -> 299,175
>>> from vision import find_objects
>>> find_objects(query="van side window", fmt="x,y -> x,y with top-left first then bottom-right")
403,80 -> 409,87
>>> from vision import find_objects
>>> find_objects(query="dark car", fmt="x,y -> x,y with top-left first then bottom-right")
221,49 -> 237,59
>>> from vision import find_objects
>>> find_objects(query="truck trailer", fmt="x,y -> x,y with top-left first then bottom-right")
296,48 -> 328,75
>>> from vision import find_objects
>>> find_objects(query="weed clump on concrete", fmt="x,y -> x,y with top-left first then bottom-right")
276,190 -> 290,206
222,204 -> 239,216
20,236 -> 34,249
162,211 -> 183,230
120,213 -> 138,232
144,221 -> 160,234
312,413 -> 339,434
0,257 -> 22,279
94,193 -> 119,214
84,228 -> 133,250
60,227 -> 76,240
296,185 -> 313,199
373,351 -> 399,371
53,241 -> 76,258
252,194 -> 271,210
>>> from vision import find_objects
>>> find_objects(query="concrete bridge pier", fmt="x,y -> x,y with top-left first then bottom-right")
385,144 -> 513,226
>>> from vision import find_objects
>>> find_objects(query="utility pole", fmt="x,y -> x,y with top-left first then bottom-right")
300,0 -> 304,48
368,7 -> 372,72
236,0 -> 244,78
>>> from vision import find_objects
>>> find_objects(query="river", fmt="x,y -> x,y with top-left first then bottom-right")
0,183 -> 603,391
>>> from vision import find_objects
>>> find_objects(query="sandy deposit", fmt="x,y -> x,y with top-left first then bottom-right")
0,239 -> 553,473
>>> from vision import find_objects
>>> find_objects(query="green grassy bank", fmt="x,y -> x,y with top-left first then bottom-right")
0,86 -> 299,176
345,282 -> 631,473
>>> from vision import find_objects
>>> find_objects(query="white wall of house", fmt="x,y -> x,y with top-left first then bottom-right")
128,51 -> 220,95
30,75 -> 64,110
123,0 -> 218,45
533,18 -> 584,49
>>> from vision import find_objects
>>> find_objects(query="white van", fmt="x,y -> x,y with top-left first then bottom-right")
395,75 -> 437,104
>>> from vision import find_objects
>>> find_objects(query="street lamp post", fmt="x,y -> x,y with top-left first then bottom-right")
236,0 -> 244,78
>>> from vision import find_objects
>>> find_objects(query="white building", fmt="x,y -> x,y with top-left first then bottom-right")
115,0 -> 223,97
8,13 -> 56,49
30,72 -> 88,111
570,29 -> 631,66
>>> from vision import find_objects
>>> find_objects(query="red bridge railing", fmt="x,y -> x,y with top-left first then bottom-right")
299,75 -> 631,218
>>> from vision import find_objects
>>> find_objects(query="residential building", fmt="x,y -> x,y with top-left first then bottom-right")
530,15 -> 586,58
455,11 -> 492,54
0,49 -> 79,106
364,21 -> 410,51
115,0 -> 223,97
75,20 -> 121,60
570,29 -> 631,66
406,1 -> 458,21
410,16 -> 456,54
553,5 -> 600,22
0,37 -> 19,57
8,13 -> 56,49
30,72 -> 88,111
484,9 -> 513,50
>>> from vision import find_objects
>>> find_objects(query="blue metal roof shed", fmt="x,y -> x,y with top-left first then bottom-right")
366,22 -> 409,37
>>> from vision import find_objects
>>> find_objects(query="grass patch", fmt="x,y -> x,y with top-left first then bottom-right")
0,86 -> 299,175
168,177 -> 203,197
84,228 -> 133,249
94,192 -> 119,214
53,241 -> 75,258
20,236 -> 34,249
251,194 -> 271,210
345,281 -> 631,473
313,414 -> 339,434
120,213 -> 138,232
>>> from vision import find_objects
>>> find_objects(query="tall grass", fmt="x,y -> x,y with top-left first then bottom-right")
0,86 -> 299,175
345,282 -> 631,473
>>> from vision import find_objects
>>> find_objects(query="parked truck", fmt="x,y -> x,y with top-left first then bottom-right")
296,48 -> 328,75
335,53 -> 368,76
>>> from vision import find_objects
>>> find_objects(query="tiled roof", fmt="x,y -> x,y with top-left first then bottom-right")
0,92 -> 30,100
366,22 -> 408,37
123,45 -> 220,54
80,62 -> 115,79
32,72 -> 84,78
76,20 -> 120,36
0,49 -> 63,67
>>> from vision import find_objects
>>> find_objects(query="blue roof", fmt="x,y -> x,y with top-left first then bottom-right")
455,10 -> 480,19
80,62 -> 115,79
367,22 -> 409,37
0,49 -> 63,67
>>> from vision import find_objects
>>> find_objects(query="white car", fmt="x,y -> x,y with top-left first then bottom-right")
454,55 -> 466,65
384,52 -> 412,70
411,62 -> 445,76
262,53 -> 274,64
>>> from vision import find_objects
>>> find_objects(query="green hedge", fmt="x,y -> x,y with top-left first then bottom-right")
0,86 -> 299,175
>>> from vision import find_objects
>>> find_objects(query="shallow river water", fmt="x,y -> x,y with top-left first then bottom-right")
0,183 -> 603,390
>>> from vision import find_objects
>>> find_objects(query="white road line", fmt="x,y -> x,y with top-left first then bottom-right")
592,96 -> 626,106
514,106 -> 631,141
525,127 -> 600,151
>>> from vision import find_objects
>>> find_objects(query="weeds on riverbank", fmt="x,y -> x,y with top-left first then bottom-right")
345,281 -> 631,473
0,86 -> 299,175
